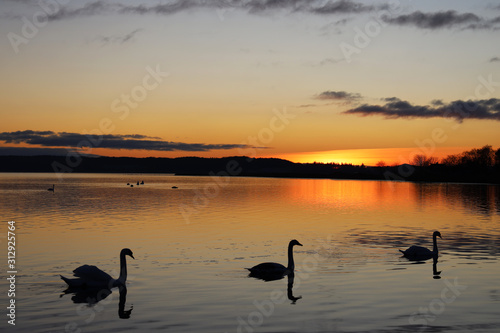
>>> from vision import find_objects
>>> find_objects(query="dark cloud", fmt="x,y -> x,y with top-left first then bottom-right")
41,0 -> 392,21
0,147 -> 98,156
430,99 -> 444,106
0,130 -> 253,152
381,10 -> 500,30
343,98 -> 500,122
310,0 -> 382,14
13,0 -> 499,32
95,29 -> 142,45
46,1 -> 113,21
316,90 -> 362,101
490,57 -> 500,62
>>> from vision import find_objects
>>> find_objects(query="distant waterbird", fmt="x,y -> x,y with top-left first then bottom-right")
47,184 -> 55,192
399,231 -> 442,261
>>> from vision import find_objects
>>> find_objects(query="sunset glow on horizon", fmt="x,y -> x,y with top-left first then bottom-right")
1,1 -> 499,166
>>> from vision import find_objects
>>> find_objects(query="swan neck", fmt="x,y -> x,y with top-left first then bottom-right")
118,252 -> 128,284
433,234 -> 438,254
287,243 -> 295,271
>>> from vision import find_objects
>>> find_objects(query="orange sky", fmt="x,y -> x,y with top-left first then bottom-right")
1,1 -> 499,166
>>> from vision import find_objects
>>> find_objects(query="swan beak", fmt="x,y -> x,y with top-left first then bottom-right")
130,254 -> 135,259
297,242 -> 303,246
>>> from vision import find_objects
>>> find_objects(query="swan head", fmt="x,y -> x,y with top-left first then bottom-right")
290,239 -> 303,247
433,231 -> 442,239
121,248 -> 135,259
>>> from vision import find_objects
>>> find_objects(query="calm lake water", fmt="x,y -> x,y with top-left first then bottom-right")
0,173 -> 499,333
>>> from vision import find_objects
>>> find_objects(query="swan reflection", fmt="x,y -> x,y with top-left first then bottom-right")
432,257 -> 442,279
287,273 -> 302,304
118,286 -> 133,319
60,285 -> 112,305
60,285 -> 133,319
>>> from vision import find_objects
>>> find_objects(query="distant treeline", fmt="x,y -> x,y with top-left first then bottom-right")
441,145 -> 500,168
0,146 -> 499,184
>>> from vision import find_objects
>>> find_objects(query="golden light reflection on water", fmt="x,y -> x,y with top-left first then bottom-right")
0,174 -> 499,332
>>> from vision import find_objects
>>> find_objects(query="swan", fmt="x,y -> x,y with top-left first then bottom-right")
399,231 -> 442,260
60,248 -> 134,288
247,239 -> 302,281
47,184 -> 54,192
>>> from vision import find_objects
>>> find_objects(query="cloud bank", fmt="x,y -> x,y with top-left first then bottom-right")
0,147 -> 98,156
0,130 -> 253,151
43,0 -> 389,20
315,90 -> 362,102
381,10 -> 500,30
7,0 -> 495,31
343,98 -> 500,122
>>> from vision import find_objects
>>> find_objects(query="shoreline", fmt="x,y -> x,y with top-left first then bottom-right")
0,155 -> 499,185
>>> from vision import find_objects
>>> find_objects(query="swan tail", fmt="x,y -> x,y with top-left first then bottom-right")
60,274 -> 84,287
398,249 -> 405,255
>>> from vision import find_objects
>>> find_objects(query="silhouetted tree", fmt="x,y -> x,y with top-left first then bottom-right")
442,145 -> 496,168
461,145 -> 495,167
412,154 -> 438,167
441,154 -> 460,166
376,160 -> 387,167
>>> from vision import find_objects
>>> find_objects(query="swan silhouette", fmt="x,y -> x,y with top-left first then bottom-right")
247,239 -> 302,281
399,231 -> 442,260
60,248 -> 134,288
47,184 -> 54,192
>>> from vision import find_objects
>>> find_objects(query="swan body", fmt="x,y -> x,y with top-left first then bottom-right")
61,248 -> 134,288
400,231 -> 441,260
247,239 -> 302,281
48,184 -> 54,192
